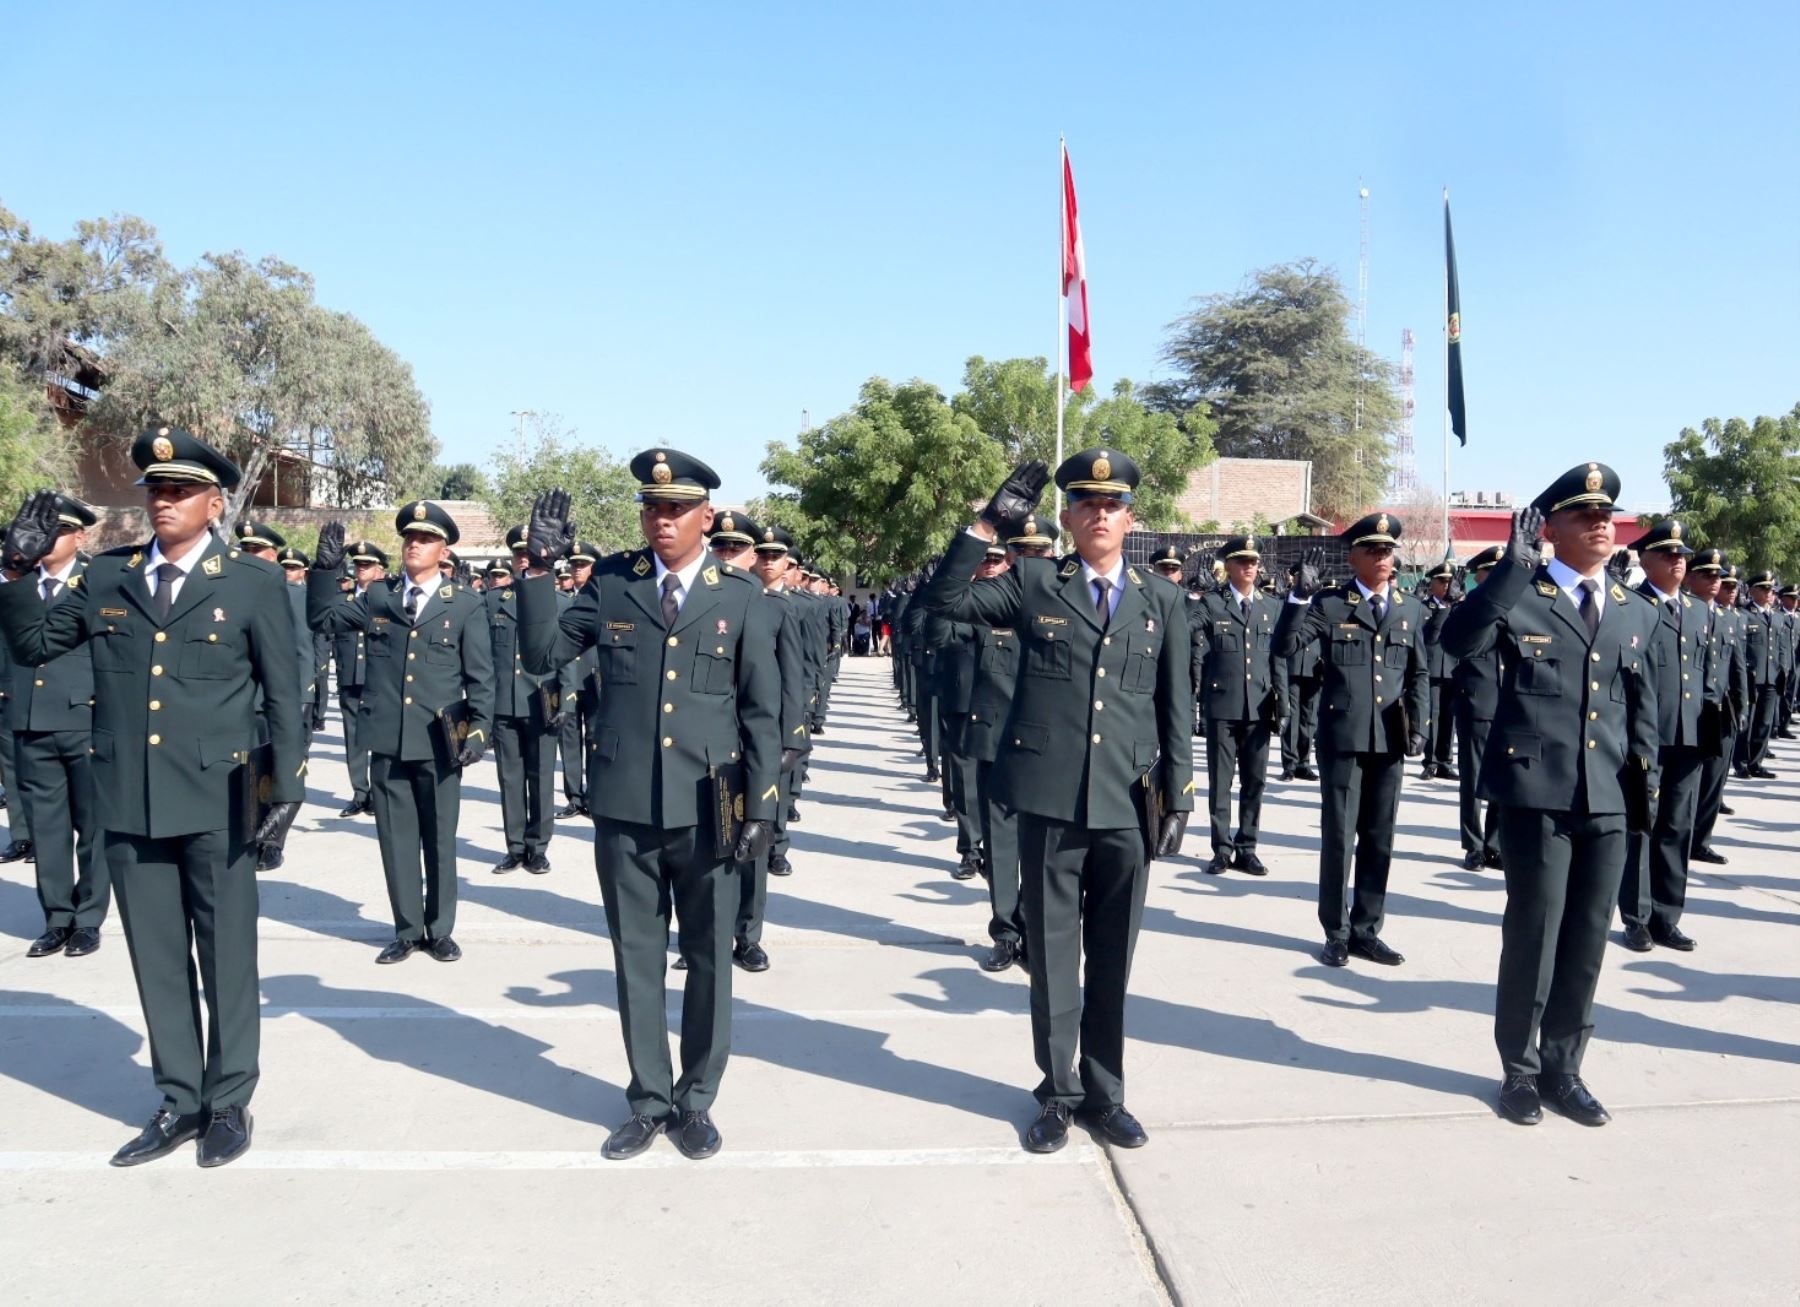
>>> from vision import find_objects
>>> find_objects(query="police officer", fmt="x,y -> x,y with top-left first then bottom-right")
1452,545 -> 1505,870
1734,570 -> 1783,778
752,525 -> 817,880
515,453 -> 778,1162
488,528 -> 558,875
555,541 -> 601,819
930,589 -> 983,879
1689,552 -> 1746,864
1442,464 -> 1660,1126
921,450 -> 1192,1154
308,504 -> 495,964
1420,560 -> 1460,780
966,540 -> 1026,971
7,494 -> 109,957
0,598 -> 33,863
1779,584 -> 1800,737
1193,535 -> 1286,876
0,428 -> 304,1167
1279,562 -> 1324,783
1149,545 -> 1203,738
1276,513 -> 1429,967
278,547 -> 332,734
333,540 -> 388,817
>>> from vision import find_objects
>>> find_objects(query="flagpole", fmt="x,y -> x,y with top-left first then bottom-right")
1055,135 -> 1068,531
1441,186 -> 1452,561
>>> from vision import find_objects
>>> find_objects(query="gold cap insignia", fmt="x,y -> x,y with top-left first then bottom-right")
720,515 -> 735,533
763,528 -> 774,542
1245,535 -> 1256,552
651,463 -> 673,485
413,502 -> 428,520
1670,521 -> 1682,540
1585,464 -> 1603,492
1024,517 -> 1037,534
1376,514 -> 1389,535
152,436 -> 174,461
1092,454 -> 1112,481
654,450 -> 667,462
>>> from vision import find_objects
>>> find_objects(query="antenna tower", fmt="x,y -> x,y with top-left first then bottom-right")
1395,327 -> 1417,497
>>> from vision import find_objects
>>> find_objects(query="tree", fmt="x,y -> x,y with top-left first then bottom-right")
422,461 -> 489,501
0,359 -> 74,516
1662,405 -> 1800,576
761,377 -> 1005,580
952,356 -> 1216,528
1147,259 -> 1398,519
483,413 -> 640,554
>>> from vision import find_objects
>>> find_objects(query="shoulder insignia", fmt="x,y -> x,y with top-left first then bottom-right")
344,592 -> 356,602
1126,568 -> 1141,584
1535,581 -> 1560,597
1344,592 -> 1360,606
632,555 -> 651,577
1680,596 -> 1691,608
126,551 -> 143,570
202,555 -> 223,576
1611,584 -> 1628,603
67,574 -> 81,589
703,565 -> 719,585
439,585 -> 454,600
1059,560 -> 1080,579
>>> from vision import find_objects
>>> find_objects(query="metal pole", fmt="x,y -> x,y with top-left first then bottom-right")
1441,189 -> 1452,560
1054,136 -> 1067,531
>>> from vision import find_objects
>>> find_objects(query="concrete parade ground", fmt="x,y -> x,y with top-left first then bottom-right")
1,655 -> 1797,1304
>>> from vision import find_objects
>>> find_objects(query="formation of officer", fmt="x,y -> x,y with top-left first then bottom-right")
307,503 -> 494,964
1419,559 -> 1460,781
1689,552 -> 1746,865
486,525 -> 560,874
1276,513 -> 1429,967
1,427 -> 303,1167
1735,570 -> 1789,778
554,541 -> 601,819
331,539 -> 387,818
1451,545 -> 1505,870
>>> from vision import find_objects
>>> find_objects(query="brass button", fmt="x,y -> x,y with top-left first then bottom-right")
1375,696 -> 1384,704
149,700 -> 161,711
1103,636 -> 1111,645
1375,674 -> 1383,683
663,703 -> 673,713
208,633 -> 218,642
1591,681 -> 1600,692
716,645 -> 725,654
148,734 -> 161,745
404,696 -> 413,704
969,713 -> 978,721
662,737 -> 673,748
152,665 -> 163,676
407,652 -> 416,661
1014,738 -> 1022,746
1507,746 -> 1515,755
34,678 -> 43,687
154,632 -> 167,643
1589,711 -> 1598,720
410,630 -> 418,639
667,636 -> 678,647
514,668 -> 522,676
666,669 -> 678,681
730,751 -> 738,761
1094,700 -> 1104,711
1684,692 -> 1691,699
1096,668 -> 1106,678
1587,739 -> 1596,749
405,674 -> 414,683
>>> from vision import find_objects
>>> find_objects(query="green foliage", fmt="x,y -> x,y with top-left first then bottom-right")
482,414 -> 639,555
0,203 -> 167,376
431,462 -> 489,501
0,359 -> 74,516
953,356 -> 1217,529
1147,258 -> 1398,518
1662,405 -> 1800,576
762,377 -> 1005,580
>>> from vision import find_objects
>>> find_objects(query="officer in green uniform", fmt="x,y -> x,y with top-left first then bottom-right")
964,541 -> 1026,970
1689,551 -> 1746,864
930,594 -> 983,878
333,540 -> 388,817
1618,519 -> 1705,953
1735,570 -> 1783,777
1441,463 -> 1661,1127
1420,560 -> 1460,780
9,494 -> 109,957
233,524 -> 313,870
1778,584 -> 1800,736
752,525 -> 816,879
308,504 -> 494,963
0,428 -> 303,1167
1279,560 -> 1324,781
1148,546 -> 1201,737
515,452 -> 779,1161
1193,535 -> 1287,876
0,610 -> 32,861
278,547 -> 332,734
921,451 -> 1193,1154
1452,545 -> 1505,869
488,527 -> 559,874
1276,513 -> 1430,966
555,541 -> 601,818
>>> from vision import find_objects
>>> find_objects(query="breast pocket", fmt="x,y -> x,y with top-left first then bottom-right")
599,630 -> 638,685
90,626 -> 135,674
178,630 -> 238,679
1024,632 -> 1071,681
367,626 -> 394,659
1383,641 -> 1410,670
1215,626 -> 1242,653
693,640 -> 736,695
1122,635 -> 1159,691
1516,657 -> 1562,696
1330,633 -> 1368,666
427,631 -> 459,664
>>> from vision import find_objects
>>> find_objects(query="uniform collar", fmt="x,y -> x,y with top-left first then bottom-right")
1545,556 -> 1607,615
653,550 -> 705,594
1353,577 -> 1391,603
146,535 -> 207,578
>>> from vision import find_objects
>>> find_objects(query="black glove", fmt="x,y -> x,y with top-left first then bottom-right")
253,800 -> 302,847
733,818 -> 773,863
527,489 -> 575,570
1506,506 -> 1545,572
979,461 -> 1050,537
1606,548 -> 1633,585
2,490 -> 61,575
780,747 -> 804,774
455,740 -> 487,768
315,521 -> 347,572
1405,732 -> 1427,758
1290,546 -> 1328,599
1154,811 -> 1189,859
545,711 -> 569,731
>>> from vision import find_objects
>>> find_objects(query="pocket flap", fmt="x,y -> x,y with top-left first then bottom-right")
1500,733 -> 1542,762
1009,722 -> 1050,754
90,729 -> 114,762
200,734 -> 246,768
595,729 -> 620,763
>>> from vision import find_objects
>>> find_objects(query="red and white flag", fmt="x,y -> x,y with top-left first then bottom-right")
1061,142 -> 1092,393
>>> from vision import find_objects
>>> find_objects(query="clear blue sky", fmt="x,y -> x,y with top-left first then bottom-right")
7,1 -> 1796,515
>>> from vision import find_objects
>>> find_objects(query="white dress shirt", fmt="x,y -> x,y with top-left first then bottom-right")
1080,555 -> 1126,619
1545,556 -> 1607,618
652,551 -> 707,615
144,537 -> 208,605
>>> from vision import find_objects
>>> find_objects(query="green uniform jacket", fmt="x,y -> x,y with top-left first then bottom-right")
1273,586 -> 1431,755
333,589 -> 371,691
929,614 -> 979,714
515,557 -> 781,827
556,589 -> 600,720
487,586 -> 554,719
1421,598 -> 1459,679
921,531 -> 1193,828
1743,605 -> 1782,686
4,561 -> 94,733
0,539 -> 305,838
769,591 -> 812,755
1704,603 -> 1748,721
1635,582 -> 1704,748
306,571 -> 494,762
781,588 -> 825,721
963,623 -> 1021,764
1440,557 -> 1660,814
1191,587 -> 1288,725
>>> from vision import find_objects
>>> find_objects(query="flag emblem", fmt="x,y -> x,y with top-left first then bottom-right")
1447,312 -> 1461,344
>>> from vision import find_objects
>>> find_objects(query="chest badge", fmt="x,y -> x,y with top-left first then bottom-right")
213,607 -> 226,622
1145,618 -> 1155,633
717,619 -> 730,636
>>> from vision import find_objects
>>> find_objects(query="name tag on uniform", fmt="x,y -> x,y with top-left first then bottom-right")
1521,634 -> 1553,644
1036,616 -> 1069,627
99,607 -> 128,617
607,622 -> 635,631
1338,623 -> 1362,630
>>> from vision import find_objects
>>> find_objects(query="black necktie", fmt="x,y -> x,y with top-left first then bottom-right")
1093,577 -> 1112,627
661,574 -> 682,629
1370,593 -> 1386,625
153,563 -> 181,623
405,586 -> 420,623
1241,595 -> 1252,623
41,577 -> 61,603
1579,579 -> 1601,640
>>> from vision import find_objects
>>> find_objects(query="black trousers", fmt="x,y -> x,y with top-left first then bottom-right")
978,760 -> 1023,945
1495,807 -> 1626,1077
916,677 -> 940,763
1455,707 -> 1500,859
738,766 -> 794,946
558,704 -> 587,803
338,687 -> 371,801
1429,680 -> 1456,767
940,710 -> 980,856
108,828 -> 260,1114
1316,748 -> 1404,942
370,754 -> 461,942
1281,676 -> 1321,770
1735,684 -> 1780,770
1693,727 -> 1737,852
1619,745 -> 1705,934
494,714 -> 555,858
0,718 -> 30,844
596,819 -> 735,1117
19,728 -> 109,929
1206,717 -> 1271,855
1019,815 -> 1148,1110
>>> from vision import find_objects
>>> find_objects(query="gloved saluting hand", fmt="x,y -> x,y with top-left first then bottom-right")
979,461 -> 1050,538
314,522 -> 347,572
2,491 -> 61,575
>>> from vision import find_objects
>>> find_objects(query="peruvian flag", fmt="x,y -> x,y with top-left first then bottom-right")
1062,142 -> 1093,393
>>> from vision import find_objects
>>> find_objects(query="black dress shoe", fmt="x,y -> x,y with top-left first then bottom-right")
1278,768 -> 1295,781
1751,766 -> 1777,779
786,805 -> 801,824
1320,940 -> 1349,967
1621,924 -> 1654,953
980,939 -> 1023,972
768,855 -> 793,877
733,941 -> 770,972
1086,1105 -> 1148,1148
1204,853 -> 1231,875
1497,1073 -> 1542,1125
64,926 -> 101,958
1294,765 -> 1319,781
1461,849 -> 1484,870
1348,936 -> 1405,966
196,1105 -> 253,1167
1690,846 -> 1728,865
1233,850 -> 1269,877
1718,802 -> 1735,816
1419,766 -> 1437,781
0,839 -> 32,863
1651,925 -> 1696,952
671,955 -> 688,971
1732,767 -> 1750,780
671,1109 -> 721,1160
376,938 -> 419,965
811,724 -> 825,736
952,853 -> 980,880
1437,765 -> 1459,780
525,853 -> 551,874
492,852 -> 525,874
428,936 -> 462,962
111,1108 -> 204,1167
1024,1102 -> 1073,1154
1539,1074 -> 1610,1126
555,801 -> 584,818
1482,849 -> 1505,870
27,926 -> 71,958
338,799 -> 369,818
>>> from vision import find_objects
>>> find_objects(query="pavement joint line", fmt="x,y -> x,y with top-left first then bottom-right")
0,1143 -> 1097,1173
253,922 -> 976,946
0,1004 -> 1029,1023
1090,1142 -> 1180,1307
1151,1094 -> 1800,1132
